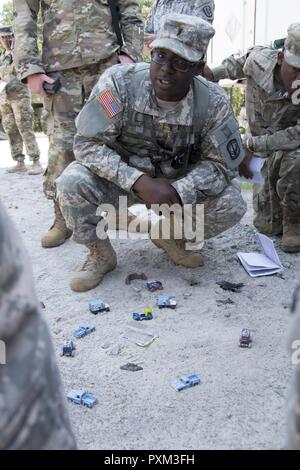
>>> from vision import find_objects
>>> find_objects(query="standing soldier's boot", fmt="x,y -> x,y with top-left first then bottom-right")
41,200 -> 72,248
7,160 -> 27,173
150,216 -> 204,268
28,159 -> 43,175
70,238 -> 117,292
281,208 -> 300,253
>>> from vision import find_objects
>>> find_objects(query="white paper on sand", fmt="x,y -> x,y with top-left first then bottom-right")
238,156 -> 264,185
237,233 -> 284,278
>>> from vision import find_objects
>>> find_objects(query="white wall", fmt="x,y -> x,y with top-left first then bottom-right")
209,0 -> 300,66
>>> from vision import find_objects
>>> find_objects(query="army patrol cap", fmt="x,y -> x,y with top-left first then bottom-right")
0,24 -> 13,37
284,23 -> 300,68
150,14 -> 215,63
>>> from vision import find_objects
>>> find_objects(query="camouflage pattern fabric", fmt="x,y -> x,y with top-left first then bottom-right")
145,0 -> 215,34
0,201 -> 76,450
57,162 -> 246,245
287,285 -> 300,450
213,47 -> 300,233
12,0 -> 144,81
70,63 -> 243,200
43,57 -> 119,199
56,63 -> 246,244
0,50 -> 40,162
150,14 -> 215,62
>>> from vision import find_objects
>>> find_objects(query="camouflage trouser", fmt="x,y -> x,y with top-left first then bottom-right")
43,56 -> 119,200
0,89 -> 40,162
57,162 -> 247,245
253,148 -> 300,234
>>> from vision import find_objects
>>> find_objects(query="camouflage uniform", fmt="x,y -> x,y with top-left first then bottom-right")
287,286 -> 300,450
57,59 -> 246,245
13,0 -> 144,199
0,201 -> 76,450
144,0 -> 215,34
0,49 -> 40,163
213,46 -> 300,235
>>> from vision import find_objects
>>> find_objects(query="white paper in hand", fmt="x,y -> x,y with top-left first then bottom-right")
0,80 -> 7,93
237,233 -> 284,277
238,156 -> 264,185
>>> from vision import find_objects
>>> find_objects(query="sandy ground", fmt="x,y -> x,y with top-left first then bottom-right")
0,135 -> 299,450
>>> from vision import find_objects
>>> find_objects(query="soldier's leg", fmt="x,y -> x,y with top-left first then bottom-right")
44,54 -> 119,201
253,152 -> 283,235
57,162 -> 136,292
150,181 -> 246,267
277,149 -> 300,252
0,97 -> 26,173
202,181 -> 247,240
11,92 -> 40,161
41,68 -> 83,248
41,56 -> 119,248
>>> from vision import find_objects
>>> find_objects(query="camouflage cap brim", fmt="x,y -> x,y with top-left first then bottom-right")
284,49 -> 300,69
150,38 -> 203,63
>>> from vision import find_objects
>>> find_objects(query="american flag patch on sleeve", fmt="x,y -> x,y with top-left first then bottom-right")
97,89 -> 123,119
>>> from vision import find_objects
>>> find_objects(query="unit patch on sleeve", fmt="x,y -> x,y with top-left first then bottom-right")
97,89 -> 123,119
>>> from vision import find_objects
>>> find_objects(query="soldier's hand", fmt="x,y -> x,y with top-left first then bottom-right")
133,175 -> 181,208
27,73 -> 55,97
239,148 -> 254,179
144,34 -> 156,47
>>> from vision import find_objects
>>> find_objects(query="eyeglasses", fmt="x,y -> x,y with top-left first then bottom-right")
151,50 -> 197,73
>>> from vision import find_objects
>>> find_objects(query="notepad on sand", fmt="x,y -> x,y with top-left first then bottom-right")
237,233 -> 284,278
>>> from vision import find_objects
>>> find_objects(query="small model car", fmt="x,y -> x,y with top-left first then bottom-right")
173,374 -> 200,392
67,389 -> 97,408
73,325 -> 96,339
61,340 -> 76,357
89,299 -> 110,314
132,308 -> 153,321
239,329 -> 252,348
146,280 -> 163,292
156,295 -> 177,309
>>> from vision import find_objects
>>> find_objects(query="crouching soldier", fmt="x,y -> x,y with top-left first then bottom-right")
57,14 -> 247,293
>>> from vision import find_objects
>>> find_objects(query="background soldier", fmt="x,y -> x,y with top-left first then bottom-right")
144,0 -> 215,45
0,25 -> 42,175
57,14 -> 246,293
211,24 -> 300,253
0,200 -> 76,449
12,0 -> 144,249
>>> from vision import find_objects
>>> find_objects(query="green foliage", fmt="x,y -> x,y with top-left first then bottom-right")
139,0 -> 154,21
0,1 -> 43,52
225,86 -> 246,134
0,1 -> 13,24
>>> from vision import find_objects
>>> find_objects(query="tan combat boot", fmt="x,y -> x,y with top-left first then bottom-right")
41,200 -> 72,248
281,208 -> 300,253
7,161 -> 27,173
28,160 -> 43,175
150,216 -> 204,268
70,238 -> 117,292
